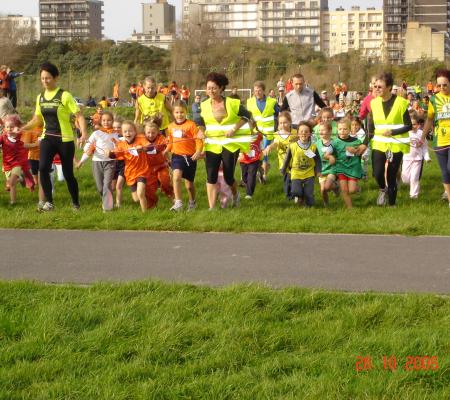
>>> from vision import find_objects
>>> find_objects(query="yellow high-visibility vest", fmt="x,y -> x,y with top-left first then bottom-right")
371,96 -> 410,153
246,96 -> 276,140
200,97 -> 253,154
137,93 -> 170,129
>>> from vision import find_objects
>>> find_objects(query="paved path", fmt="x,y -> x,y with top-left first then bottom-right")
1,229 -> 449,294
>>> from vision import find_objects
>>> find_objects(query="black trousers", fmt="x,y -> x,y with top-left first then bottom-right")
372,149 -> 403,205
205,148 -> 240,185
240,160 -> 260,196
39,136 -> 79,205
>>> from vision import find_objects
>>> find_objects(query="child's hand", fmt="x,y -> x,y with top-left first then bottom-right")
328,155 -> 336,165
191,150 -> 202,161
135,145 -> 143,152
345,146 -> 357,154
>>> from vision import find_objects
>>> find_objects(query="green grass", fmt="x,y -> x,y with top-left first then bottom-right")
0,281 -> 448,399
0,147 -> 449,235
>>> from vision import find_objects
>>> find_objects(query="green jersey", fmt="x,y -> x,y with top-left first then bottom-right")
332,136 -> 363,179
316,139 -> 335,175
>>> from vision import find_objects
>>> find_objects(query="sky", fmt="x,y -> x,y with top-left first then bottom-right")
2,0 -> 382,41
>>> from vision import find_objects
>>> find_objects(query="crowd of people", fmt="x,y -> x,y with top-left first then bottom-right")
0,61 -> 449,213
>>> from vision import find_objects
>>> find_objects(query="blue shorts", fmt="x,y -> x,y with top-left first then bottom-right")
172,154 -> 197,182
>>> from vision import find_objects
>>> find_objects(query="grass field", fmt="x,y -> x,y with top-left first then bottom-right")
0,281 -> 448,399
0,144 -> 449,235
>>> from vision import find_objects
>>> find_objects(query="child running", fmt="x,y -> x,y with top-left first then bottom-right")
144,115 -> 174,201
111,116 -> 125,208
107,121 -> 154,212
281,121 -> 321,207
165,101 -> 202,211
401,116 -> 430,199
350,116 -> 370,179
316,121 -> 338,205
312,107 -> 338,142
0,114 -> 35,204
263,111 -> 298,199
239,132 -> 263,199
332,118 -> 367,208
76,111 -> 120,211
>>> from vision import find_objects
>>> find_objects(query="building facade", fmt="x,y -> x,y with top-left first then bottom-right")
182,0 -> 328,51
384,0 -> 450,64
0,15 -> 40,44
404,21 -> 445,63
39,0 -> 103,42
321,6 -> 384,60
142,0 -> 176,35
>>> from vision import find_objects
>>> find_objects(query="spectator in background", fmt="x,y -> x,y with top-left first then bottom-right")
112,81 -> 119,105
86,95 -> 96,107
0,65 -> 9,95
320,90 -> 330,107
268,89 -> 276,98
277,76 -> 284,90
229,86 -> 241,100
285,78 -> 293,93
6,67 -> 24,108
129,83 -> 137,105
276,86 -> 286,108
180,84 -> 190,104
98,96 -> 109,109
191,94 -> 202,124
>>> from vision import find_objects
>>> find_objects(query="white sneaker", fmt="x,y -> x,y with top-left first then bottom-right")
245,195 -> 252,200
187,200 -> 196,211
376,190 -> 387,206
232,191 -> 241,207
37,201 -> 45,211
442,191 -> 448,201
41,202 -> 54,212
170,201 -> 183,212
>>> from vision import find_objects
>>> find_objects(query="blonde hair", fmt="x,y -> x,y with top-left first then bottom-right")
121,120 -> 138,132
144,113 -> 163,130
337,118 -> 351,129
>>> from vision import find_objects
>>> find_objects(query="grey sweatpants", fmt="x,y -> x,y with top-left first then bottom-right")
92,161 -> 115,211
291,177 -> 315,207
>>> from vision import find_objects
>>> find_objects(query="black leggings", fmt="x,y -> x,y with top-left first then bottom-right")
241,160 -> 260,196
372,149 -> 403,205
39,136 -> 79,205
205,149 -> 240,185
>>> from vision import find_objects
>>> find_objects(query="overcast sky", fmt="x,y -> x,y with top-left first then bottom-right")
3,0 -> 382,41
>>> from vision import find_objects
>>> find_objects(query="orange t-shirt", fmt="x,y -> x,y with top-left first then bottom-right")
113,136 -> 150,186
166,120 -> 202,156
21,128 -> 42,160
146,134 -> 167,172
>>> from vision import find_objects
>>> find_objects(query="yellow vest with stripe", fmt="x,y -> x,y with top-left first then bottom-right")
290,142 -> 317,180
201,97 -> 253,154
246,96 -> 276,140
137,93 -> 170,130
371,96 -> 410,153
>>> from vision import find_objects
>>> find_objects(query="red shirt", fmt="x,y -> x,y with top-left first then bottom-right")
240,133 -> 263,164
0,134 -> 29,171
0,71 -> 9,90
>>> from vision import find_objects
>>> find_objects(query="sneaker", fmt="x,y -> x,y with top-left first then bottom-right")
441,191 -> 448,201
294,196 -> 299,204
41,202 -> 54,212
170,201 -> 183,212
187,200 -> 196,211
245,195 -> 252,200
37,200 -> 45,211
376,189 -> 387,206
232,191 -> 241,207
72,203 -> 81,212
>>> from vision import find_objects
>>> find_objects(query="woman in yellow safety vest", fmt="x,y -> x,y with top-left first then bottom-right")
368,72 -> 412,206
422,69 -> 450,205
197,72 -> 255,210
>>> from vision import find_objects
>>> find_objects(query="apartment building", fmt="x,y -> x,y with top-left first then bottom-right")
404,21 -> 445,63
39,0 -> 103,42
384,0 -> 450,64
321,6 -> 384,61
182,0 -> 328,51
0,15 -> 40,43
142,0 -> 176,35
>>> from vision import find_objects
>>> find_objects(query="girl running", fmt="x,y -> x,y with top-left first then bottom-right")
111,116 -> 125,208
165,101 -> 202,211
239,132 -> 263,199
76,111 -> 120,211
281,121 -> 321,207
263,111 -> 298,199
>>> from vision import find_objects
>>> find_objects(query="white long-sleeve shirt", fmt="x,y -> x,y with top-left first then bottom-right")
403,129 -> 430,161
82,129 -> 120,162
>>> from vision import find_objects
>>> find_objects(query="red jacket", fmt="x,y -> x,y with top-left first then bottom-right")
240,133 -> 263,164
0,133 -> 34,188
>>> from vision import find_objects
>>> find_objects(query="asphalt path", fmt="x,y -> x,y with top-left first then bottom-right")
1,229 -> 449,294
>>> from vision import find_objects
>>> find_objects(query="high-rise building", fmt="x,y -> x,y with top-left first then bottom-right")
384,0 -> 450,64
0,15 -> 40,44
39,0 -> 103,42
182,0 -> 328,51
142,0 -> 176,35
321,7 -> 384,61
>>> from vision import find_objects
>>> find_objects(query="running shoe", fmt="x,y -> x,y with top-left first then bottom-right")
376,190 -> 387,206
72,203 -> 81,212
41,202 -> 54,212
170,201 -> 183,212
245,195 -> 252,200
37,201 -> 45,211
441,191 -> 448,201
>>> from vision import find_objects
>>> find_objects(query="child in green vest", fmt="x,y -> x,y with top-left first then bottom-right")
333,118 -> 367,208
281,121 -> 321,207
316,121 -> 339,206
